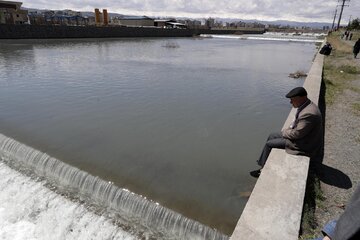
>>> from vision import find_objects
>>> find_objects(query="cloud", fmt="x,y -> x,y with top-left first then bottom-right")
21,0 -> 359,23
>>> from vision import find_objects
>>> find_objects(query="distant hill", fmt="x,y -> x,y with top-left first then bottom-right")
253,19 -> 332,29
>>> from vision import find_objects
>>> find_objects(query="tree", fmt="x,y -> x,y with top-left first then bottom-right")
348,18 -> 360,30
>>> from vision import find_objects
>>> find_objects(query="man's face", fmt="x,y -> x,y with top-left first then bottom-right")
290,96 -> 303,108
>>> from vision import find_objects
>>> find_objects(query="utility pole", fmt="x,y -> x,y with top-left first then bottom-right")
337,0 -> 350,29
348,15 -> 352,26
332,8 -> 338,29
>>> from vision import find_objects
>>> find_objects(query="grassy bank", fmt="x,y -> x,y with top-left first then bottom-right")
323,32 -> 360,105
300,174 -> 325,239
300,31 -> 360,239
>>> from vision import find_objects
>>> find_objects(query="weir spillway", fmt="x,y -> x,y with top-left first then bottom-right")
0,133 -> 228,240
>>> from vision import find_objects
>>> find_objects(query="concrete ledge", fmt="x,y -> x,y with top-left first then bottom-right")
230,150 -> 309,240
230,43 -> 325,239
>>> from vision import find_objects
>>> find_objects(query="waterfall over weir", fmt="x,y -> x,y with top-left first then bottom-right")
0,134 -> 228,240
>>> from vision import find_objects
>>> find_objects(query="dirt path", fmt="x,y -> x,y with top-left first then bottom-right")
314,35 -> 360,234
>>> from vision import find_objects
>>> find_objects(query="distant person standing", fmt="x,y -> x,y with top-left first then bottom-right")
353,38 -> 360,59
250,87 -> 323,178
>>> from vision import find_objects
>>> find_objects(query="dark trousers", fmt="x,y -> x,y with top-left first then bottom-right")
257,132 -> 286,167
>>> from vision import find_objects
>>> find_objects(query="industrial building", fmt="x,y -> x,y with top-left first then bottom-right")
0,0 -> 28,24
95,8 -> 109,26
154,19 -> 187,29
111,16 -> 154,27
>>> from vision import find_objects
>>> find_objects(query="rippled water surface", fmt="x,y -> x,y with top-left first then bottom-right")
0,37 -> 317,234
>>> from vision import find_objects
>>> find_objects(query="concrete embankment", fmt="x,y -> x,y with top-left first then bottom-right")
230,43 -> 325,240
0,24 -> 265,39
0,24 -> 193,39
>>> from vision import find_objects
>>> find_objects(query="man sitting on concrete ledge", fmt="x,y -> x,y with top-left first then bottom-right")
250,87 -> 323,178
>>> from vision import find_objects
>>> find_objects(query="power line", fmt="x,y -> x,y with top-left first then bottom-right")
337,0 -> 350,29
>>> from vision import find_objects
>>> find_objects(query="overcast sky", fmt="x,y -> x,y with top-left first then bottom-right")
21,0 -> 359,24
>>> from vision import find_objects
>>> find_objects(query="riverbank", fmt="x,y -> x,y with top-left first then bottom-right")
301,31 -> 360,239
0,24 -> 265,39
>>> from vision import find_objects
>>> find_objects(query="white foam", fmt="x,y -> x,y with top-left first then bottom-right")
0,162 -> 136,240
200,34 -> 323,43
0,133 -> 228,240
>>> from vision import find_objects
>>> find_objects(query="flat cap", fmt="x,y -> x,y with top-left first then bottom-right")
286,87 -> 307,98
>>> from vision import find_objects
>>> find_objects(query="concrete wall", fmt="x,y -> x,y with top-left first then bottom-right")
0,24 -> 194,39
195,28 -> 266,35
0,24 -> 266,39
230,44 -> 325,240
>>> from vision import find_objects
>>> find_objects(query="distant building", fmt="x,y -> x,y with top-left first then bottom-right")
94,8 -> 103,25
0,0 -> 28,24
62,9 -> 81,17
28,11 -> 46,25
154,19 -> 173,28
205,18 -> 215,29
94,8 -> 108,26
28,10 -> 90,26
245,22 -> 266,28
154,19 -> 186,29
179,19 -> 202,29
166,22 -> 186,29
85,16 -> 96,26
102,9 -> 108,25
111,16 -> 154,27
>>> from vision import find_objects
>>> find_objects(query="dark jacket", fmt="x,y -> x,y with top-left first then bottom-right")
353,39 -> 360,54
334,184 -> 360,240
320,44 -> 332,55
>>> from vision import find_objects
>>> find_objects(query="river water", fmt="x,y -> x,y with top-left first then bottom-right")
0,35 -> 318,237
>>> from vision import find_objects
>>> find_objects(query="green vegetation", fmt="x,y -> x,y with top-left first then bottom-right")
347,18 -> 360,30
300,174 -> 325,239
338,65 -> 360,74
323,63 -> 359,104
323,32 -> 360,105
352,103 -> 360,115
350,86 -> 360,93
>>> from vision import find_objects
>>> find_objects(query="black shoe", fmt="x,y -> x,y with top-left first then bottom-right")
250,169 -> 262,178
